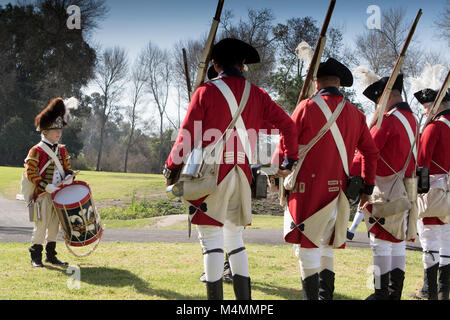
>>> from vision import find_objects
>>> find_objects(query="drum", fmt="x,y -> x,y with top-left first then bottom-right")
51,181 -> 103,250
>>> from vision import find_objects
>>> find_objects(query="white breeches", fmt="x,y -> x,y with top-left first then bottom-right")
31,194 -> 60,245
369,234 -> 406,274
197,221 -> 248,282
417,219 -> 450,268
294,207 -> 337,279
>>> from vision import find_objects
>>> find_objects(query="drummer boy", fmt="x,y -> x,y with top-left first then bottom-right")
25,98 -> 74,267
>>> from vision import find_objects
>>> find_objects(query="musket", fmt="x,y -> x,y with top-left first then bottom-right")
296,0 -> 336,105
423,70 -> 450,128
182,48 -> 192,101
279,0 -> 336,206
374,9 -> 422,130
192,0 -> 225,93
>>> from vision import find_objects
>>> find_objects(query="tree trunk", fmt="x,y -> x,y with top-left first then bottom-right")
158,115 -> 164,172
124,122 -> 135,173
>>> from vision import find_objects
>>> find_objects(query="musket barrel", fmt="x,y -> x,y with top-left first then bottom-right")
182,48 -> 192,101
375,9 -> 422,129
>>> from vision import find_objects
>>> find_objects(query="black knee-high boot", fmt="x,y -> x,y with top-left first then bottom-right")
29,244 -> 44,267
366,272 -> 390,300
319,269 -> 335,300
206,278 -> 223,300
232,274 -> 251,300
438,264 -> 450,300
388,268 -> 405,300
302,273 -> 319,300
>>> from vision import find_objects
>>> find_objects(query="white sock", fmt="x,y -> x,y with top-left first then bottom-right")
228,250 -> 249,277
204,253 -> 224,282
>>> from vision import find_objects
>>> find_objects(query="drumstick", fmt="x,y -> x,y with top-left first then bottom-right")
38,170 -> 81,198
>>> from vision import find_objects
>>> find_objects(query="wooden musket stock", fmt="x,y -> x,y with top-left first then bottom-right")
192,0 -> 225,93
296,0 -> 336,105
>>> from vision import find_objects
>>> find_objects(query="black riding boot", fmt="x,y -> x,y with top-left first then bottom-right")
206,278 -> 223,300
45,242 -> 68,266
421,264 -> 439,300
319,269 -> 335,300
366,272 -> 390,300
438,264 -> 450,300
301,273 -> 319,300
388,268 -> 405,300
232,274 -> 251,300
29,244 -> 44,267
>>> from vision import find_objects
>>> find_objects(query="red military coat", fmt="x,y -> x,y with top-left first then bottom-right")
358,103 -> 419,242
418,110 -> 450,226
166,75 -> 299,226
25,143 -> 73,200
276,87 -> 379,247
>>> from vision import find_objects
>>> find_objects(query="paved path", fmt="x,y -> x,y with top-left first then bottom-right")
0,195 -> 421,251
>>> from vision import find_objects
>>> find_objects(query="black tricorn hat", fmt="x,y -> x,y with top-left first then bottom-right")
414,88 -> 438,104
363,74 -> 404,104
414,88 -> 450,104
316,58 -> 353,87
35,98 -> 67,131
207,65 -> 218,80
211,38 -> 260,66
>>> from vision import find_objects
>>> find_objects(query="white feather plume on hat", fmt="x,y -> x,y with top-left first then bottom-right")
295,41 -> 313,65
63,97 -> 79,122
408,62 -> 446,95
353,66 -> 380,89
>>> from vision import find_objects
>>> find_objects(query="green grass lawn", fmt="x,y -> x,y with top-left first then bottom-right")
0,242 -> 424,300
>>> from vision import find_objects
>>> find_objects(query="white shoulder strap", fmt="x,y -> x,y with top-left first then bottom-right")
393,111 -> 417,161
438,117 -> 450,129
38,142 -> 65,177
210,79 -> 253,163
312,96 -> 349,176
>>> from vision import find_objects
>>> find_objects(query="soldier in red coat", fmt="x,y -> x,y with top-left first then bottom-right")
275,58 -> 379,300
414,88 -> 450,300
164,38 -> 299,300
355,74 -> 419,300
25,98 -> 74,267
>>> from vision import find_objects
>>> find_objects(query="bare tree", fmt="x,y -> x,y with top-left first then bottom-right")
141,41 -> 172,171
355,7 -> 425,104
220,8 -> 277,87
434,0 -> 450,45
94,46 -> 128,171
173,38 -> 205,103
124,53 -> 147,173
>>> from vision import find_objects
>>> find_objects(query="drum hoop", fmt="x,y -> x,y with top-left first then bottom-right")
52,181 -> 92,209
68,228 -> 103,247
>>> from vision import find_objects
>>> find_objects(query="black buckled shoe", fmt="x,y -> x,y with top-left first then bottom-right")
45,242 -> 68,266
29,244 -> 44,268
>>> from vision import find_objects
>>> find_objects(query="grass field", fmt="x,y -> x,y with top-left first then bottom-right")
0,166 -> 422,301
0,166 -> 166,203
0,242 -> 424,300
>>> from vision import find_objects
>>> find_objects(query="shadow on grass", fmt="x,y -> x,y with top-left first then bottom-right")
252,281 -> 356,300
49,265 -> 202,300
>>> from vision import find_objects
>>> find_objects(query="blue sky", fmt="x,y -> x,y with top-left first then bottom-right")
88,0 -> 447,60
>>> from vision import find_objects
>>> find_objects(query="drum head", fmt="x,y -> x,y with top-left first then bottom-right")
54,184 -> 90,206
